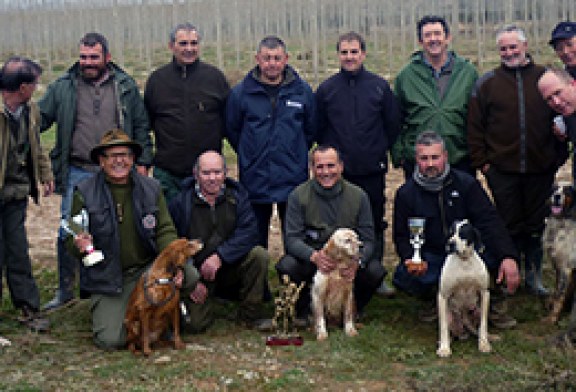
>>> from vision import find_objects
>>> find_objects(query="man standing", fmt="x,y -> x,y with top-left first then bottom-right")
39,32 -> 152,311
392,131 -> 519,328
393,15 -> 478,178
548,21 -> 576,180
0,57 -> 54,332
145,23 -> 230,202
468,26 -> 567,296
225,36 -> 316,248
67,129 -> 198,349
169,151 -> 271,332
315,32 -> 400,295
276,145 -> 385,322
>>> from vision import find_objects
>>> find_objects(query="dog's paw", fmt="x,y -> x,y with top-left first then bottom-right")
479,339 -> 492,353
345,326 -> 358,337
316,331 -> 328,341
174,338 -> 185,350
436,346 -> 452,358
542,314 -> 559,325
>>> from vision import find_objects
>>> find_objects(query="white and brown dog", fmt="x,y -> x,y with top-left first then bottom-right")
312,228 -> 361,341
437,220 -> 491,357
542,182 -> 576,343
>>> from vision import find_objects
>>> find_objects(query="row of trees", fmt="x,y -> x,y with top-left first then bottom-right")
0,0 -> 574,84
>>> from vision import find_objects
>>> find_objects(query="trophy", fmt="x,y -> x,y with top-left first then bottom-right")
266,275 -> 305,346
407,217 -> 427,274
61,209 -> 104,267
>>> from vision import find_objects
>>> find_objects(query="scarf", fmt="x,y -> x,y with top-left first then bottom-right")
413,163 -> 450,192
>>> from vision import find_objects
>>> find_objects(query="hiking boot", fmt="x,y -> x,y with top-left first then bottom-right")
251,318 -> 275,332
417,301 -> 438,323
19,307 -> 50,333
376,281 -> 396,298
42,291 -> 74,312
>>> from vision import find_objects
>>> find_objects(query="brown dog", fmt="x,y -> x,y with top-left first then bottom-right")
312,228 -> 361,341
125,238 -> 202,356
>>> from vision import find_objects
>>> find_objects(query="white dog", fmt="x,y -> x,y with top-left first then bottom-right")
437,220 -> 491,357
312,228 -> 361,341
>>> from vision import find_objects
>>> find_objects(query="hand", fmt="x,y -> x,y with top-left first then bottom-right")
190,281 -> 208,304
200,254 -> 222,281
73,232 -> 93,253
173,269 -> 184,288
136,165 -> 149,176
42,180 -> 55,197
497,257 -> 520,294
405,259 -> 428,276
311,250 -> 336,274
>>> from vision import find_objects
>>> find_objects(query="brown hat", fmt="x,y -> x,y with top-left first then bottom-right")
90,128 -> 143,163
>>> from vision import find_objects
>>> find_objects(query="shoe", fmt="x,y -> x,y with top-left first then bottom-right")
488,311 -> 517,329
293,317 -> 310,329
42,291 -> 74,312
376,281 -> 396,298
251,318 -> 275,332
417,301 -> 438,323
19,307 -> 50,333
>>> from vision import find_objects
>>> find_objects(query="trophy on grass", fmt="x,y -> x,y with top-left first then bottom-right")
61,209 -> 104,267
406,217 -> 427,274
266,274 -> 305,346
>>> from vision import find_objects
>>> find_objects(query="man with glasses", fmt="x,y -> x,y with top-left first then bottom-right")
66,129 -> 198,349
39,32 -> 152,312
315,31 -> 401,296
145,23 -> 230,202
392,15 -> 478,179
225,35 -> 316,249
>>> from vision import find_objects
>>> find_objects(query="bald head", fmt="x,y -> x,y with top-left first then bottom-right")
538,69 -> 576,116
194,151 -> 227,201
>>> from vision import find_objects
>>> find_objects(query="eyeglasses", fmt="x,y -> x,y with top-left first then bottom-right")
177,40 -> 199,47
102,152 -> 133,160
339,49 -> 360,55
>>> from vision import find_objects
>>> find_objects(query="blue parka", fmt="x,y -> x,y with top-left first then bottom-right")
225,66 -> 316,203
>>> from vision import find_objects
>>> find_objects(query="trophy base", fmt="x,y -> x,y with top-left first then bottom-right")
265,335 -> 303,346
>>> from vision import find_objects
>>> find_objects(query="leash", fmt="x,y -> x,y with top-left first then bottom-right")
142,268 -> 178,308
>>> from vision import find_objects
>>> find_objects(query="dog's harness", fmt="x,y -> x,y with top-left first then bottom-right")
142,268 -> 178,308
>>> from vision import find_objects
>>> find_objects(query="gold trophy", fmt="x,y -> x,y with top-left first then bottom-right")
266,275 -> 305,346
61,209 -> 104,267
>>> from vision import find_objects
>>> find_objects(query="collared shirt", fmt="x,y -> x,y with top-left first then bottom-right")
422,52 -> 454,99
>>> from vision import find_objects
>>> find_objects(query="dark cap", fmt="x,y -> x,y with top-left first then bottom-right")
90,128 -> 142,163
549,21 -> 576,47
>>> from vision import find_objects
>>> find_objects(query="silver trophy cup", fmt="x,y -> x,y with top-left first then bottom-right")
61,209 -> 104,267
408,217 -> 425,263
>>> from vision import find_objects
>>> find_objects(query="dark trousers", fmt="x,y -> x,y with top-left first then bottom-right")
344,172 -> 386,263
0,198 -> 40,311
275,254 -> 385,317
251,202 -> 287,248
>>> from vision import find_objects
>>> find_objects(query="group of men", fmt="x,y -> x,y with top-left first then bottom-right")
2,16 -> 576,349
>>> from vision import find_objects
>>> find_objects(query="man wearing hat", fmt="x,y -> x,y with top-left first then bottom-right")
66,128 -> 199,349
548,21 -> 576,180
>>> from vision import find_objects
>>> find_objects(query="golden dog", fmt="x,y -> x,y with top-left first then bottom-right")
125,238 -> 202,356
312,228 -> 361,341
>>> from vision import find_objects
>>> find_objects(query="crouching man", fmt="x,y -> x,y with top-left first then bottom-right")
392,130 -> 520,329
169,151 -> 271,332
67,129 -> 199,349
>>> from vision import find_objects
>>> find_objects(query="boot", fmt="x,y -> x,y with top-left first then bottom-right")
524,233 -> 548,297
42,238 -> 75,312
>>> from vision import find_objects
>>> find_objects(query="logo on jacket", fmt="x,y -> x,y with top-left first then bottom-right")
142,214 -> 157,229
286,100 -> 303,109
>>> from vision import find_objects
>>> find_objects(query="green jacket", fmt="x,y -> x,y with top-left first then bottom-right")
38,62 -> 152,194
392,51 -> 478,167
0,101 -> 53,204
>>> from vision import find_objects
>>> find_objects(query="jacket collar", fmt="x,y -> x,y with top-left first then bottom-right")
171,57 -> 200,77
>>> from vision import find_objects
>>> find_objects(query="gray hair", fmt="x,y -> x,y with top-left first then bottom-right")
257,36 -> 286,53
170,23 -> 201,43
414,130 -> 446,152
496,25 -> 527,44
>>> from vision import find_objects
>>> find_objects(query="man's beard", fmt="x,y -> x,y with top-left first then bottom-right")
80,65 -> 106,82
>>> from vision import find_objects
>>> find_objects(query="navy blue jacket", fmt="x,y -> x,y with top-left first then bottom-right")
316,66 -> 401,176
393,169 -> 518,271
225,66 -> 316,203
169,177 -> 259,265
